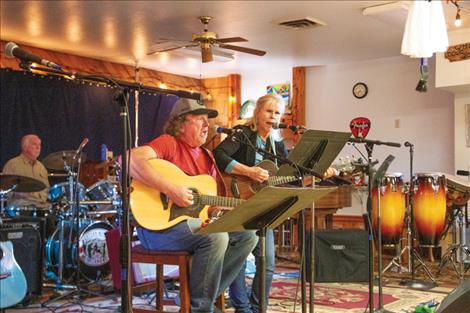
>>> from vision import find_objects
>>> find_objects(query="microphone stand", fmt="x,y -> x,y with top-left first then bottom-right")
114,89 -> 133,313
348,137 -> 401,313
25,63 -> 134,312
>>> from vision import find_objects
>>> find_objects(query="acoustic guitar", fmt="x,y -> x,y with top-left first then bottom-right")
221,159 -> 299,199
130,159 -> 244,231
0,241 -> 27,308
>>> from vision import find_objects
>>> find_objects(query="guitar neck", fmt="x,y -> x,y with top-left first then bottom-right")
267,175 -> 298,186
199,195 -> 244,208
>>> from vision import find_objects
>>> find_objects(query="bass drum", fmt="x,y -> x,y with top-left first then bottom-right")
45,220 -> 112,281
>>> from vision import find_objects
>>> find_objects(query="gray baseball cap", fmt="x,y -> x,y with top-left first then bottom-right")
170,98 -> 218,119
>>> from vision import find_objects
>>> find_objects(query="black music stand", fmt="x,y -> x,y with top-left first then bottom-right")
197,186 -> 336,313
371,155 -> 395,313
277,129 -> 351,178
276,129 -> 351,313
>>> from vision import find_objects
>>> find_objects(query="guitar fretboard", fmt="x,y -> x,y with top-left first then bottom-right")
198,195 -> 244,208
268,176 -> 298,187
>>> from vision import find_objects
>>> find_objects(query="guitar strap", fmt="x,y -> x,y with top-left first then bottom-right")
269,135 -> 278,165
263,135 -> 277,166
201,146 -> 229,197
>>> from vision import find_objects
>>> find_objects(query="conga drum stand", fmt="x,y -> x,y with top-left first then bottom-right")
437,204 -> 470,281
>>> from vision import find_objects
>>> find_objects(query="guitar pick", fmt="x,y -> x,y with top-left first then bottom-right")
350,117 -> 371,139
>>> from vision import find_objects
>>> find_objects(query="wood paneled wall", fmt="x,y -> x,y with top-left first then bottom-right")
0,40 -> 201,93
1,41 -> 308,149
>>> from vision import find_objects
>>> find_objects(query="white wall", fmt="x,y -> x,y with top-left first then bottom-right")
435,28 -> 470,176
306,56 -> 454,178
240,56 -> 455,216
306,56 -> 454,215
454,96 -> 470,173
240,69 -> 291,103
436,28 -> 470,89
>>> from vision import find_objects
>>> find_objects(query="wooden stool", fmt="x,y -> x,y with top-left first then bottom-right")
131,245 -> 224,313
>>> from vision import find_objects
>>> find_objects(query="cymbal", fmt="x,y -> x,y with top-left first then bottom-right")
42,150 -> 86,171
0,174 -> 47,192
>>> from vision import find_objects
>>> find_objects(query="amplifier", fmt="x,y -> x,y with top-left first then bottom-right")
0,223 -> 43,296
305,229 -> 369,283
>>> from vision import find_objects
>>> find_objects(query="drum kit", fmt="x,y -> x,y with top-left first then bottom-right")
369,171 -> 470,281
0,150 -> 121,289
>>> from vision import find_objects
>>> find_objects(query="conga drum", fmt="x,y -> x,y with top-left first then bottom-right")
413,173 -> 447,247
371,173 -> 406,245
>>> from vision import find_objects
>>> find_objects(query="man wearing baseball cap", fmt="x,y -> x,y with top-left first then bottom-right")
129,98 -> 258,313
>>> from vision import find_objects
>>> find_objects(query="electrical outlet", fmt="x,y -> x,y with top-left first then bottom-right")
394,119 -> 400,128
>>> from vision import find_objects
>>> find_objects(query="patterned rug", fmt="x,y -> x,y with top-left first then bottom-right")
261,280 -> 450,313
4,262 -> 462,313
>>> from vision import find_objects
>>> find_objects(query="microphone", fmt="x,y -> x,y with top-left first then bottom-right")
75,138 -> 89,155
348,137 -> 401,147
404,141 -> 413,147
214,125 -> 242,135
456,170 -> 470,177
5,42 -> 62,70
272,122 -> 306,132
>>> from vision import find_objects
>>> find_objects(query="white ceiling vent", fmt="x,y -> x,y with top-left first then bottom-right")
278,17 -> 326,29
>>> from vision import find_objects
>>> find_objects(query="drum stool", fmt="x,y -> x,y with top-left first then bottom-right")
131,245 -> 225,313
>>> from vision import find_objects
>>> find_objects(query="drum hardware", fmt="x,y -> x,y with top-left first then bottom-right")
47,173 -> 69,177
437,175 -> 470,281
42,143 -> 112,307
399,144 -> 436,290
437,206 -> 470,281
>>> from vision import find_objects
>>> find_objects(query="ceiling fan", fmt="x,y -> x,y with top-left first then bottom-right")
147,16 -> 267,63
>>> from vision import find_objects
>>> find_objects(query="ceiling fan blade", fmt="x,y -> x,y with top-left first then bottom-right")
147,40 -> 196,55
218,44 -> 266,56
216,37 -> 248,43
201,44 -> 213,63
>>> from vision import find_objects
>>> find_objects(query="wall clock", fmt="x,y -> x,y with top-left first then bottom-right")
352,82 -> 368,99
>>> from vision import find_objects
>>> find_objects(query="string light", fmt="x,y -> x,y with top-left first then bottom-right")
449,0 -> 462,27
455,8 -> 462,27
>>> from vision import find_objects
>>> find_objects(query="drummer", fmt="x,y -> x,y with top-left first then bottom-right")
2,134 -> 49,207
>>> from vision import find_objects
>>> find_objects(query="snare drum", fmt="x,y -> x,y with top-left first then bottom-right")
45,220 -> 112,281
371,173 -> 406,245
86,180 -> 119,213
413,173 -> 447,247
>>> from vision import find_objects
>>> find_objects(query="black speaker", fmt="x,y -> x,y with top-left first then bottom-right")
0,223 -> 43,296
305,229 -> 369,283
436,279 -> 470,313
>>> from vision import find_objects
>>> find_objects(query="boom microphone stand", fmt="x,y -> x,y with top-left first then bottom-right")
22,62 -> 134,312
348,137 -> 401,313
373,155 -> 395,313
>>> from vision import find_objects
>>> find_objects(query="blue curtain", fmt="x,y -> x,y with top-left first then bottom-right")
0,69 -> 178,169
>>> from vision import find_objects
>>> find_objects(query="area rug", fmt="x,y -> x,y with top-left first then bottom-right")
262,280 -> 451,313
270,281 -> 398,309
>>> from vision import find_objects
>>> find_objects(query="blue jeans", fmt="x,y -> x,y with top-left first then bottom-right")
137,221 -> 258,313
228,228 -> 275,313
